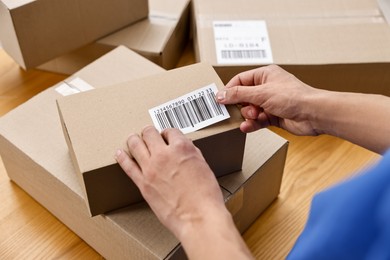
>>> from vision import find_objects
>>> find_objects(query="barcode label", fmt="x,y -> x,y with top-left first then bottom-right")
221,50 -> 267,59
213,20 -> 273,65
149,84 -> 230,134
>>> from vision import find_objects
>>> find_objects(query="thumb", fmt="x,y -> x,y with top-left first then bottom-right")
216,85 -> 265,105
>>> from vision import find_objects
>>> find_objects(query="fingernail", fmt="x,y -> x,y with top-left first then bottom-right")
115,149 -> 122,159
216,90 -> 226,101
248,109 -> 254,118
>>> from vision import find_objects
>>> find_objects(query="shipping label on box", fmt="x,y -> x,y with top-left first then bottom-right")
193,0 -> 390,95
213,20 -> 273,65
56,62 -> 246,216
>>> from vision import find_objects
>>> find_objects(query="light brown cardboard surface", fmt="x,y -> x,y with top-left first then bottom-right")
57,62 -> 246,216
38,0 -> 190,74
192,0 -> 390,95
193,0 -> 381,19
0,0 -> 148,69
0,46 -> 288,259
379,0 -> 390,23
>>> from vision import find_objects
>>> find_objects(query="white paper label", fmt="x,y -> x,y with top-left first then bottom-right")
55,77 -> 94,96
149,84 -> 230,134
213,20 -> 273,65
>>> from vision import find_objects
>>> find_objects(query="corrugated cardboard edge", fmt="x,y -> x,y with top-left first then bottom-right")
56,100 -> 89,202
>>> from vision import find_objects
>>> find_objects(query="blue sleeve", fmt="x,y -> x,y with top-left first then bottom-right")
287,149 -> 390,260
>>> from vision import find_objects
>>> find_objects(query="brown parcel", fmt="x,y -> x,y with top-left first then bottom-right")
56,63 -> 246,216
38,0 -> 191,74
0,0 -> 148,69
0,46 -> 288,259
192,0 -> 390,95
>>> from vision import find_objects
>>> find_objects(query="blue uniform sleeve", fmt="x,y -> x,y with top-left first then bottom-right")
287,149 -> 390,260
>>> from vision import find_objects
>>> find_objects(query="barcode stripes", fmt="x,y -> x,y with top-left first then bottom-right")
155,94 -> 224,130
221,50 -> 267,59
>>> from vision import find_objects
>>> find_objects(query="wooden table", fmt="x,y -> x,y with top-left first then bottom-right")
0,44 -> 380,259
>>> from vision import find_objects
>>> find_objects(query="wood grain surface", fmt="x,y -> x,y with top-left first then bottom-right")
0,43 -> 380,259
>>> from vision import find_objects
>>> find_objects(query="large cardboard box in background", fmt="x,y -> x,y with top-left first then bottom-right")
38,0 -> 190,74
0,0 -> 148,69
192,0 -> 390,96
0,46 -> 288,259
57,63 -> 247,216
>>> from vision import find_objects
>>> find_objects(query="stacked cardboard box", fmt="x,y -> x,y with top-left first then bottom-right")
192,0 -> 390,95
37,0 -> 191,74
0,0 -> 148,69
56,62 -> 247,216
0,46 -> 288,258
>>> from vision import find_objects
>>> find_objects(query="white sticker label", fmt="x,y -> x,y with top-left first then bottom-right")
149,84 -> 230,134
213,20 -> 273,65
55,77 -> 94,96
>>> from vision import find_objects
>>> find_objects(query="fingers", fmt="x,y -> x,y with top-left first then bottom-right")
240,112 -> 276,132
240,105 -> 262,120
216,84 -> 266,105
240,118 -> 270,133
161,127 -> 186,145
225,65 -> 283,88
225,67 -> 266,88
115,149 -> 143,186
220,65 -> 285,105
141,125 -> 166,151
126,133 -> 150,166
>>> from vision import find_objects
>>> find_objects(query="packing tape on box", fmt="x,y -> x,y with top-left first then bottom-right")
55,77 -> 94,96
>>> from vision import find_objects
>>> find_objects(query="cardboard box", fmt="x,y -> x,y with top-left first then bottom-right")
0,0 -> 148,69
56,62 -> 246,216
192,0 -> 380,20
0,46 -> 288,259
192,0 -> 390,95
37,0 -> 190,74
379,0 -> 390,24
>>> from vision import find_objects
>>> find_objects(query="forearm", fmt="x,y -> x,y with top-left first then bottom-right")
178,207 -> 254,260
309,90 -> 390,154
